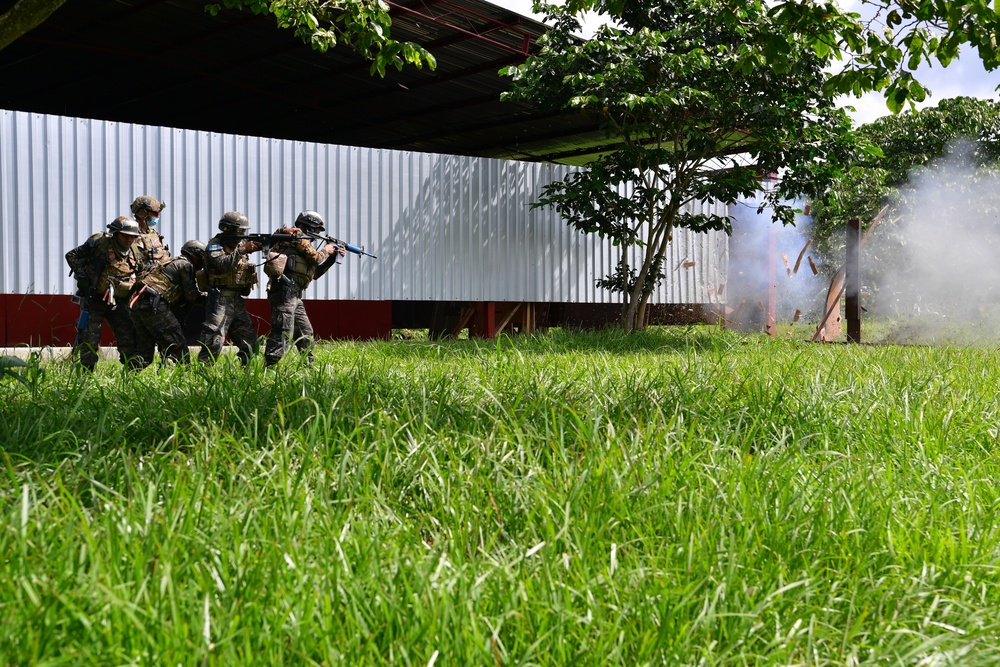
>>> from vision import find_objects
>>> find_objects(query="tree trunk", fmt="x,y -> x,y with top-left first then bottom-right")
621,279 -> 648,331
0,0 -> 67,51
620,298 -> 641,331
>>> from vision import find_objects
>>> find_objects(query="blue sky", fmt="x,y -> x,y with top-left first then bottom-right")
492,0 -> 1000,126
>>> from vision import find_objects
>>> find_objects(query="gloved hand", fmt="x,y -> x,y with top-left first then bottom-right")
240,240 -> 262,254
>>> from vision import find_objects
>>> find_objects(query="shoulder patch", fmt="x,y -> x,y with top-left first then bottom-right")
207,244 -> 222,252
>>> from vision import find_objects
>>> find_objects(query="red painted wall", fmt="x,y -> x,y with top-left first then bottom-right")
1,294 -> 392,346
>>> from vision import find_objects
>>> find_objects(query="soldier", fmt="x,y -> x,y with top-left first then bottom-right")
263,210 -> 344,366
197,211 -> 263,365
65,216 -> 147,371
130,195 -> 170,265
130,240 -> 207,366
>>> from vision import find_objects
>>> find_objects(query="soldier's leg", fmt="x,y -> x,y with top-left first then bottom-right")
159,312 -> 192,363
106,306 -> 144,369
292,298 -> 316,363
228,299 -> 259,365
76,305 -> 106,371
130,304 -> 158,367
198,289 -> 229,362
146,301 -> 190,363
265,292 -> 296,366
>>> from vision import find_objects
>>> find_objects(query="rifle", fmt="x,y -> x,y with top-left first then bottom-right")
219,231 -> 378,258
217,232 -> 297,248
300,230 -> 378,259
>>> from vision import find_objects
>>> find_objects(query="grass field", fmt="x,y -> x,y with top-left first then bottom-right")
3,326 -> 1000,665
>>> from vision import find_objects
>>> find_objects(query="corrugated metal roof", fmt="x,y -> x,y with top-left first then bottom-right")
0,0 -> 606,165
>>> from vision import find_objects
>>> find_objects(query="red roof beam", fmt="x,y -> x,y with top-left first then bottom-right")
384,0 -> 541,55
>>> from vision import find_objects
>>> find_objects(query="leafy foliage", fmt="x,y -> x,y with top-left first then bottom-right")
812,96 -> 1000,261
556,0 -> 1000,116
0,0 -> 66,51
205,0 -> 435,76
504,0 -> 855,330
0,355 -> 39,394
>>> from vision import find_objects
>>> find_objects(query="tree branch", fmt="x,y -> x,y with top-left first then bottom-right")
0,0 -> 66,52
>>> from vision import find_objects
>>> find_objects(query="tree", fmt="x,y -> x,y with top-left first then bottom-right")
812,96 -> 1000,253
561,0 -> 1000,115
503,0 -> 856,331
206,1 -> 435,76
1,1 -> 435,76
810,96 -> 1000,315
0,0 -> 66,52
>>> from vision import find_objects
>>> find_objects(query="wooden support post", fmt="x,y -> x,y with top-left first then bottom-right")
845,218 -> 861,343
471,302 -> 497,339
495,303 -> 521,334
766,222 -> 777,337
452,305 -> 476,338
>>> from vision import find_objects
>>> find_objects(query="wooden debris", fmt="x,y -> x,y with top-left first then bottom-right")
808,255 -> 818,275
792,239 -> 812,274
781,253 -> 792,277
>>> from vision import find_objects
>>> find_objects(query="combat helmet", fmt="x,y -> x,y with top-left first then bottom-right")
219,211 -> 250,234
294,210 -> 325,233
108,216 -> 141,236
180,240 -> 206,261
130,195 -> 165,217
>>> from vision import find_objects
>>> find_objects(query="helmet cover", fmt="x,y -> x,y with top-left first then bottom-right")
219,211 -> 250,232
108,216 -> 141,236
180,239 -> 206,260
130,195 -> 164,217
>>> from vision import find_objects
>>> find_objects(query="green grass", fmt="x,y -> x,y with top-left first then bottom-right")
3,326 -> 1000,665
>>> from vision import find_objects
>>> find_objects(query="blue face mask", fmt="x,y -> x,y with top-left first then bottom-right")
148,217 -> 159,227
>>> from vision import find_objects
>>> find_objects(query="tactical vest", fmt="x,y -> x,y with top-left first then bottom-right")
138,257 -> 188,306
93,237 -> 143,300
138,231 -> 170,265
205,235 -> 258,290
283,245 -> 315,290
272,237 -> 322,290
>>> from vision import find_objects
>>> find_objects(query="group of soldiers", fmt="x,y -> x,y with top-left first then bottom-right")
65,196 -> 345,371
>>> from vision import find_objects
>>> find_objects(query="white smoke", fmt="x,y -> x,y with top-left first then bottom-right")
865,139 -> 1000,344
728,190 -> 831,332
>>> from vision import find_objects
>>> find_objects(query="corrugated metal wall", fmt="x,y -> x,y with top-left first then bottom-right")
0,109 -> 728,304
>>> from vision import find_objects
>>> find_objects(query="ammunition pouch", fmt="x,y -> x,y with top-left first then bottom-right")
264,251 -> 287,279
113,278 -> 135,301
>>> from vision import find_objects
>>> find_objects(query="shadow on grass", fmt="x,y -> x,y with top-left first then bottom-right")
359,324 -> 754,359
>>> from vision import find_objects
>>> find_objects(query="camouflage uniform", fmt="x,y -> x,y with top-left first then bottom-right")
198,223 -> 260,364
137,230 -> 170,266
264,232 -> 334,365
130,256 -> 204,365
65,221 -> 146,371
130,196 -> 171,266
